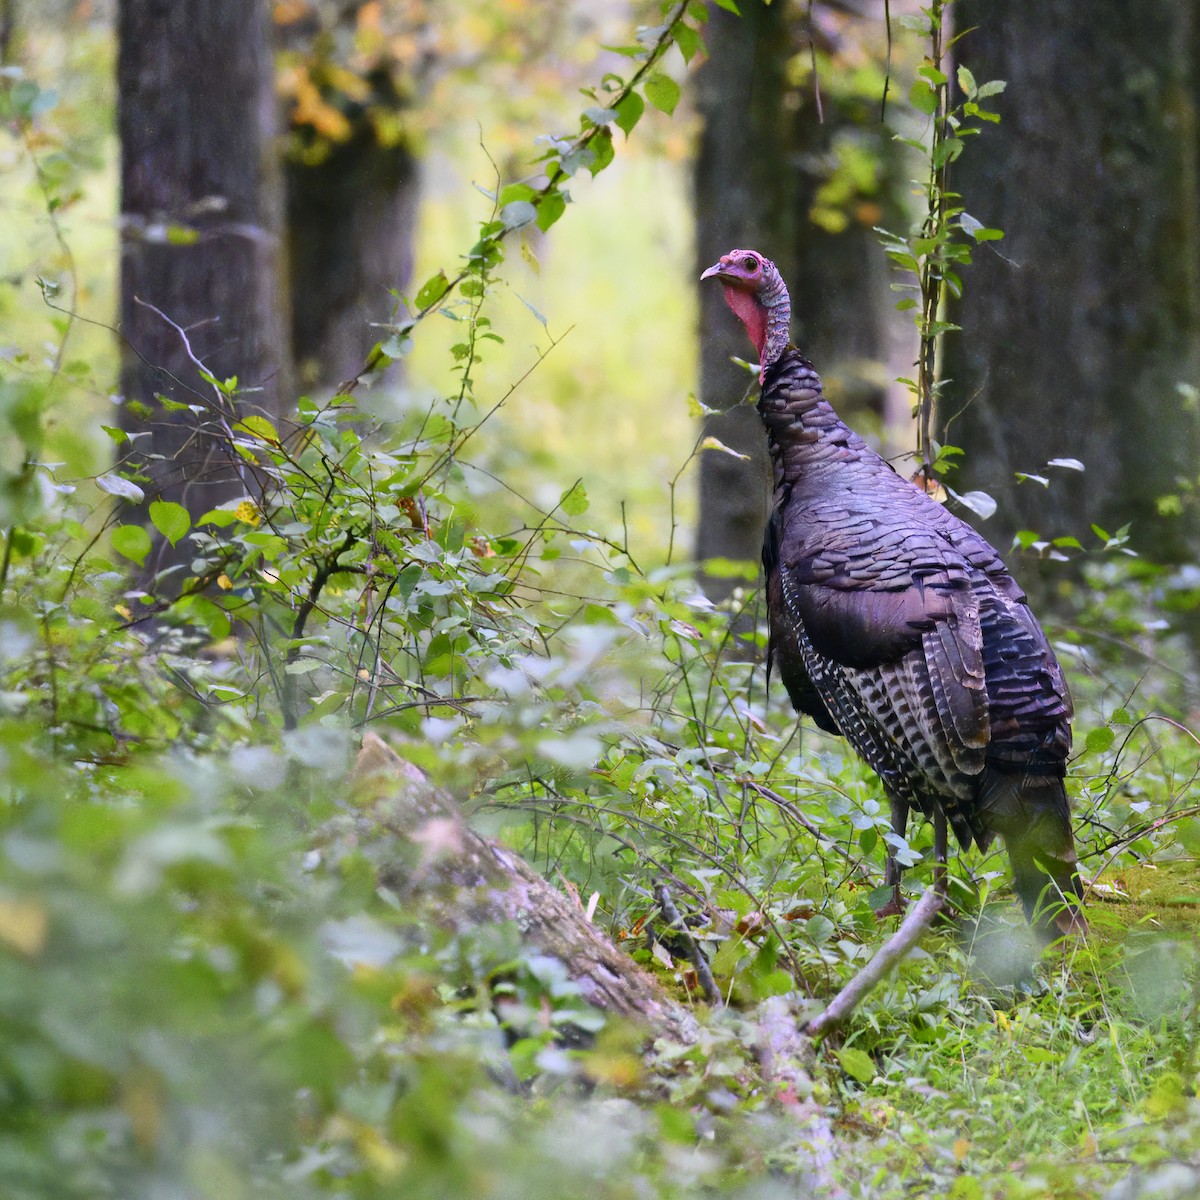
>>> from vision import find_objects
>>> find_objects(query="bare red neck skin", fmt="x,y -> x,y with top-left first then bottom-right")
722,284 -> 767,363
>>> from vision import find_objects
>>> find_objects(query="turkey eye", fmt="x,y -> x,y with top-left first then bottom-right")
741,255 -> 759,271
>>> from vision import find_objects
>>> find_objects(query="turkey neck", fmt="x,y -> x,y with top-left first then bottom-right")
758,349 -> 874,490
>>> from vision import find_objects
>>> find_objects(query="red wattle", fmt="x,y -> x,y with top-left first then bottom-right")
722,285 -> 768,361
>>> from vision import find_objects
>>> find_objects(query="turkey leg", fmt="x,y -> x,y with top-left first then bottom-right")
933,809 -> 948,896
876,794 -> 909,918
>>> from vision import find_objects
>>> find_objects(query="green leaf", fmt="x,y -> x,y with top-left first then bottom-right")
500,201 -> 537,230
100,425 -> 128,445
950,1176 -> 985,1200
234,414 -> 279,443
588,127 -> 615,176
536,190 -> 567,233
836,1047 -> 876,1084
976,79 -> 1007,99
415,270 -> 450,309
600,43 -> 645,59
498,182 -> 535,206
614,90 -> 645,137
956,65 -> 977,97
112,524 -> 152,566
711,0 -> 740,12
173,593 -> 231,640
1085,727 -> 1116,754
644,73 -> 680,116
285,658 -> 323,675
806,914 -> 834,945
560,482 -> 589,516
932,137 -> 964,168
196,508 -> 241,528
909,80 -> 938,115
149,500 -> 191,547
96,473 -> 145,503
675,22 -> 702,63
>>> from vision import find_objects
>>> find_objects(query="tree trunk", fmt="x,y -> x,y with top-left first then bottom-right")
693,0 -> 796,599
944,0 -> 1200,567
287,137 -> 419,392
117,0 -> 289,580
278,0 -> 426,394
693,3 -> 906,600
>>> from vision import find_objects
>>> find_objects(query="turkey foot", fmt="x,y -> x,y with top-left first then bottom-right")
875,844 -> 908,919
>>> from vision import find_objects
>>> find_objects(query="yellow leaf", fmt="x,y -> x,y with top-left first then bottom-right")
0,897 -> 47,957
520,236 -> 541,274
233,414 -> 280,444
273,0 -> 308,25
323,64 -> 371,103
235,501 -> 261,526
217,574 -> 233,591
582,1051 -> 641,1088
357,1125 -> 406,1177
953,1138 -> 970,1163
123,1066 -> 164,1153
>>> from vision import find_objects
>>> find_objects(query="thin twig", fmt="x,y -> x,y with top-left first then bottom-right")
656,883 -> 721,1007
282,528 -> 358,730
0,525 -> 13,599
742,779 -> 872,877
131,296 -> 256,502
880,0 -> 892,121
805,886 -> 943,1038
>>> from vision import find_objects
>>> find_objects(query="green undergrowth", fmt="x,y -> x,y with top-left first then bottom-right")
2,5 -> 1199,1198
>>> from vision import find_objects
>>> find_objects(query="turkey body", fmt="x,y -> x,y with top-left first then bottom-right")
759,349 -> 1083,934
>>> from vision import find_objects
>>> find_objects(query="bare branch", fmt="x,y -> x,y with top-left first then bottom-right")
805,887 -> 943,1039
656,883 -> 721,1007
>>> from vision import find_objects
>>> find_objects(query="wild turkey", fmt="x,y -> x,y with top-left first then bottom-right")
701,248 -> 1086,937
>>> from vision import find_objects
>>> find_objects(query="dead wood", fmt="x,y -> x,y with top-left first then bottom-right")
350,732 -> 699,1046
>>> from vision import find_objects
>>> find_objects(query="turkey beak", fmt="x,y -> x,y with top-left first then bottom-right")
700,261 -> 728,282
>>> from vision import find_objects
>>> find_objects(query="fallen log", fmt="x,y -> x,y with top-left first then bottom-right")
345,733 -> 955,1195
349,732 -> 700,1047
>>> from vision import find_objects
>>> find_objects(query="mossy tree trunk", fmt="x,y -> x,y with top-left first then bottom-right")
944,0 -> 1200,568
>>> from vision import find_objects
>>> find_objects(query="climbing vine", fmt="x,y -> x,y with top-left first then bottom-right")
341,0 -> 703,395
877,0 -> 1004,502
